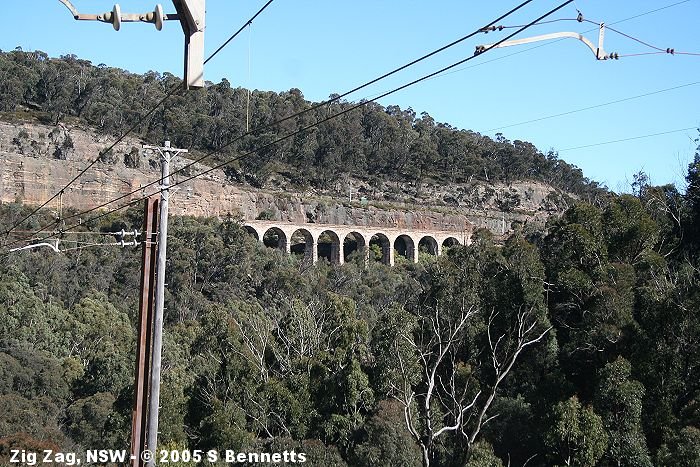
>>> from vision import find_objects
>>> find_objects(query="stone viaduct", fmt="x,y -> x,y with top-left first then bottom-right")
242,220 -> 472,266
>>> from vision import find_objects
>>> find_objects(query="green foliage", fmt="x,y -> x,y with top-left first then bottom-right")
0,268 -> 71,353
545,396 -> 607,466
655,426 -> 700,467
68,294 -> 134,395
1,163 -> 700,465
353,400 -> 422,467
595,357 -> 652,467
65,392 -> 124,449
0,49 -> 605,198
683,144 -> 700,254
465,441 -> 504,467
602,195 -> 659,264
198,399 -> 254,451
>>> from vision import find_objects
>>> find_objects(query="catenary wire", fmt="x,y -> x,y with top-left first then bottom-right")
609,0 -> 691,26
605,24 -> 700,56
2,0 -> 540,249
6,229 -> 138,235
582,19 -> 700,56
484,81 -> 700,132
0,0 -> 277,244
557,127 -> 697,152
1,1 -> 575,255
495,3 -> 699,58
7,0 -> 693,251
385,0 -> 695,92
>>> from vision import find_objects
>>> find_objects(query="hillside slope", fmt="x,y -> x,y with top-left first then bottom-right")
1,118 -> 575,234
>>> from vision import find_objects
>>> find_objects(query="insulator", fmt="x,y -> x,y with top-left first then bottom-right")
111,4 -> 122,31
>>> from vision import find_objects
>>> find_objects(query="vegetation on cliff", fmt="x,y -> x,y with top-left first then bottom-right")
0,48 -> 605,200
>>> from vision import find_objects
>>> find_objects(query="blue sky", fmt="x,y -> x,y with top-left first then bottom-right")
2,1 -> 699,192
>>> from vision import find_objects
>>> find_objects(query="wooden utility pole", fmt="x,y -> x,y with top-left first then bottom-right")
130,196 -> 159,467
142,141 -> 187,466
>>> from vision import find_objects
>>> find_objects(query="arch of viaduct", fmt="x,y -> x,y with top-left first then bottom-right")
243,220 -> 471,266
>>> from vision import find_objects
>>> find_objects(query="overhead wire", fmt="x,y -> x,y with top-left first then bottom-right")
6,0 -> 694,255
608,0 -> 691,26
579,19 -> 700,56
397,0 -> 695,88
2,0 -> 575,255
490,6 -> 700,59
60,240 -> 140,253
603,24 -> 668,52
493,17 -> 581,29
604,24 -> 700,57
557,127 -> 697,152
5,229 -> 138,237
0,0 -> 277,244
2,0 -> 541,250
485,81 -> 700,132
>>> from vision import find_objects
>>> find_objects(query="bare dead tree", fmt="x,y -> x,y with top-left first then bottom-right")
391,302 -> 551,467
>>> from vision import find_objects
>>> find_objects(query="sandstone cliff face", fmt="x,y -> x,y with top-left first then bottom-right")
0,120 -> 566,234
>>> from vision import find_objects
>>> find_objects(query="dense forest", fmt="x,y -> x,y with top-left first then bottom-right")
1,48 -> 699,466
0,48 -> 606,199
1,159 -> 699,465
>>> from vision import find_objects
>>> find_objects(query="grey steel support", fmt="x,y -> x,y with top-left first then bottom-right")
143,142 -> 187,466
58,1 -> 206,86
172,0 -> 206,88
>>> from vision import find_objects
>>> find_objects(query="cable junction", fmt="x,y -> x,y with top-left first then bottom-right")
476,5 -> 700,60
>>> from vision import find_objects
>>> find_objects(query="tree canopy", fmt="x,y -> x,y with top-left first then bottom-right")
0,49 -> 605,199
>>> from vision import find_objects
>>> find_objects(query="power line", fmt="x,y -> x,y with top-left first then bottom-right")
485,81 -> 700,132
22,0 -> 697,250
8,237 -> 139,254
609,0 -> 691,26
586,21 -> 700,56
204,0 -> 274,67
2,0 -> 540,250
604,23 -> 667,52
0,0 -> 277,244
0,86 -> 181,243
495,17 -> 581,29
60,240 -> 140,252
406,0 -> 695,87
557,127 -> 697,152
6,229 -> 139,236
1,1 -> 575,255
